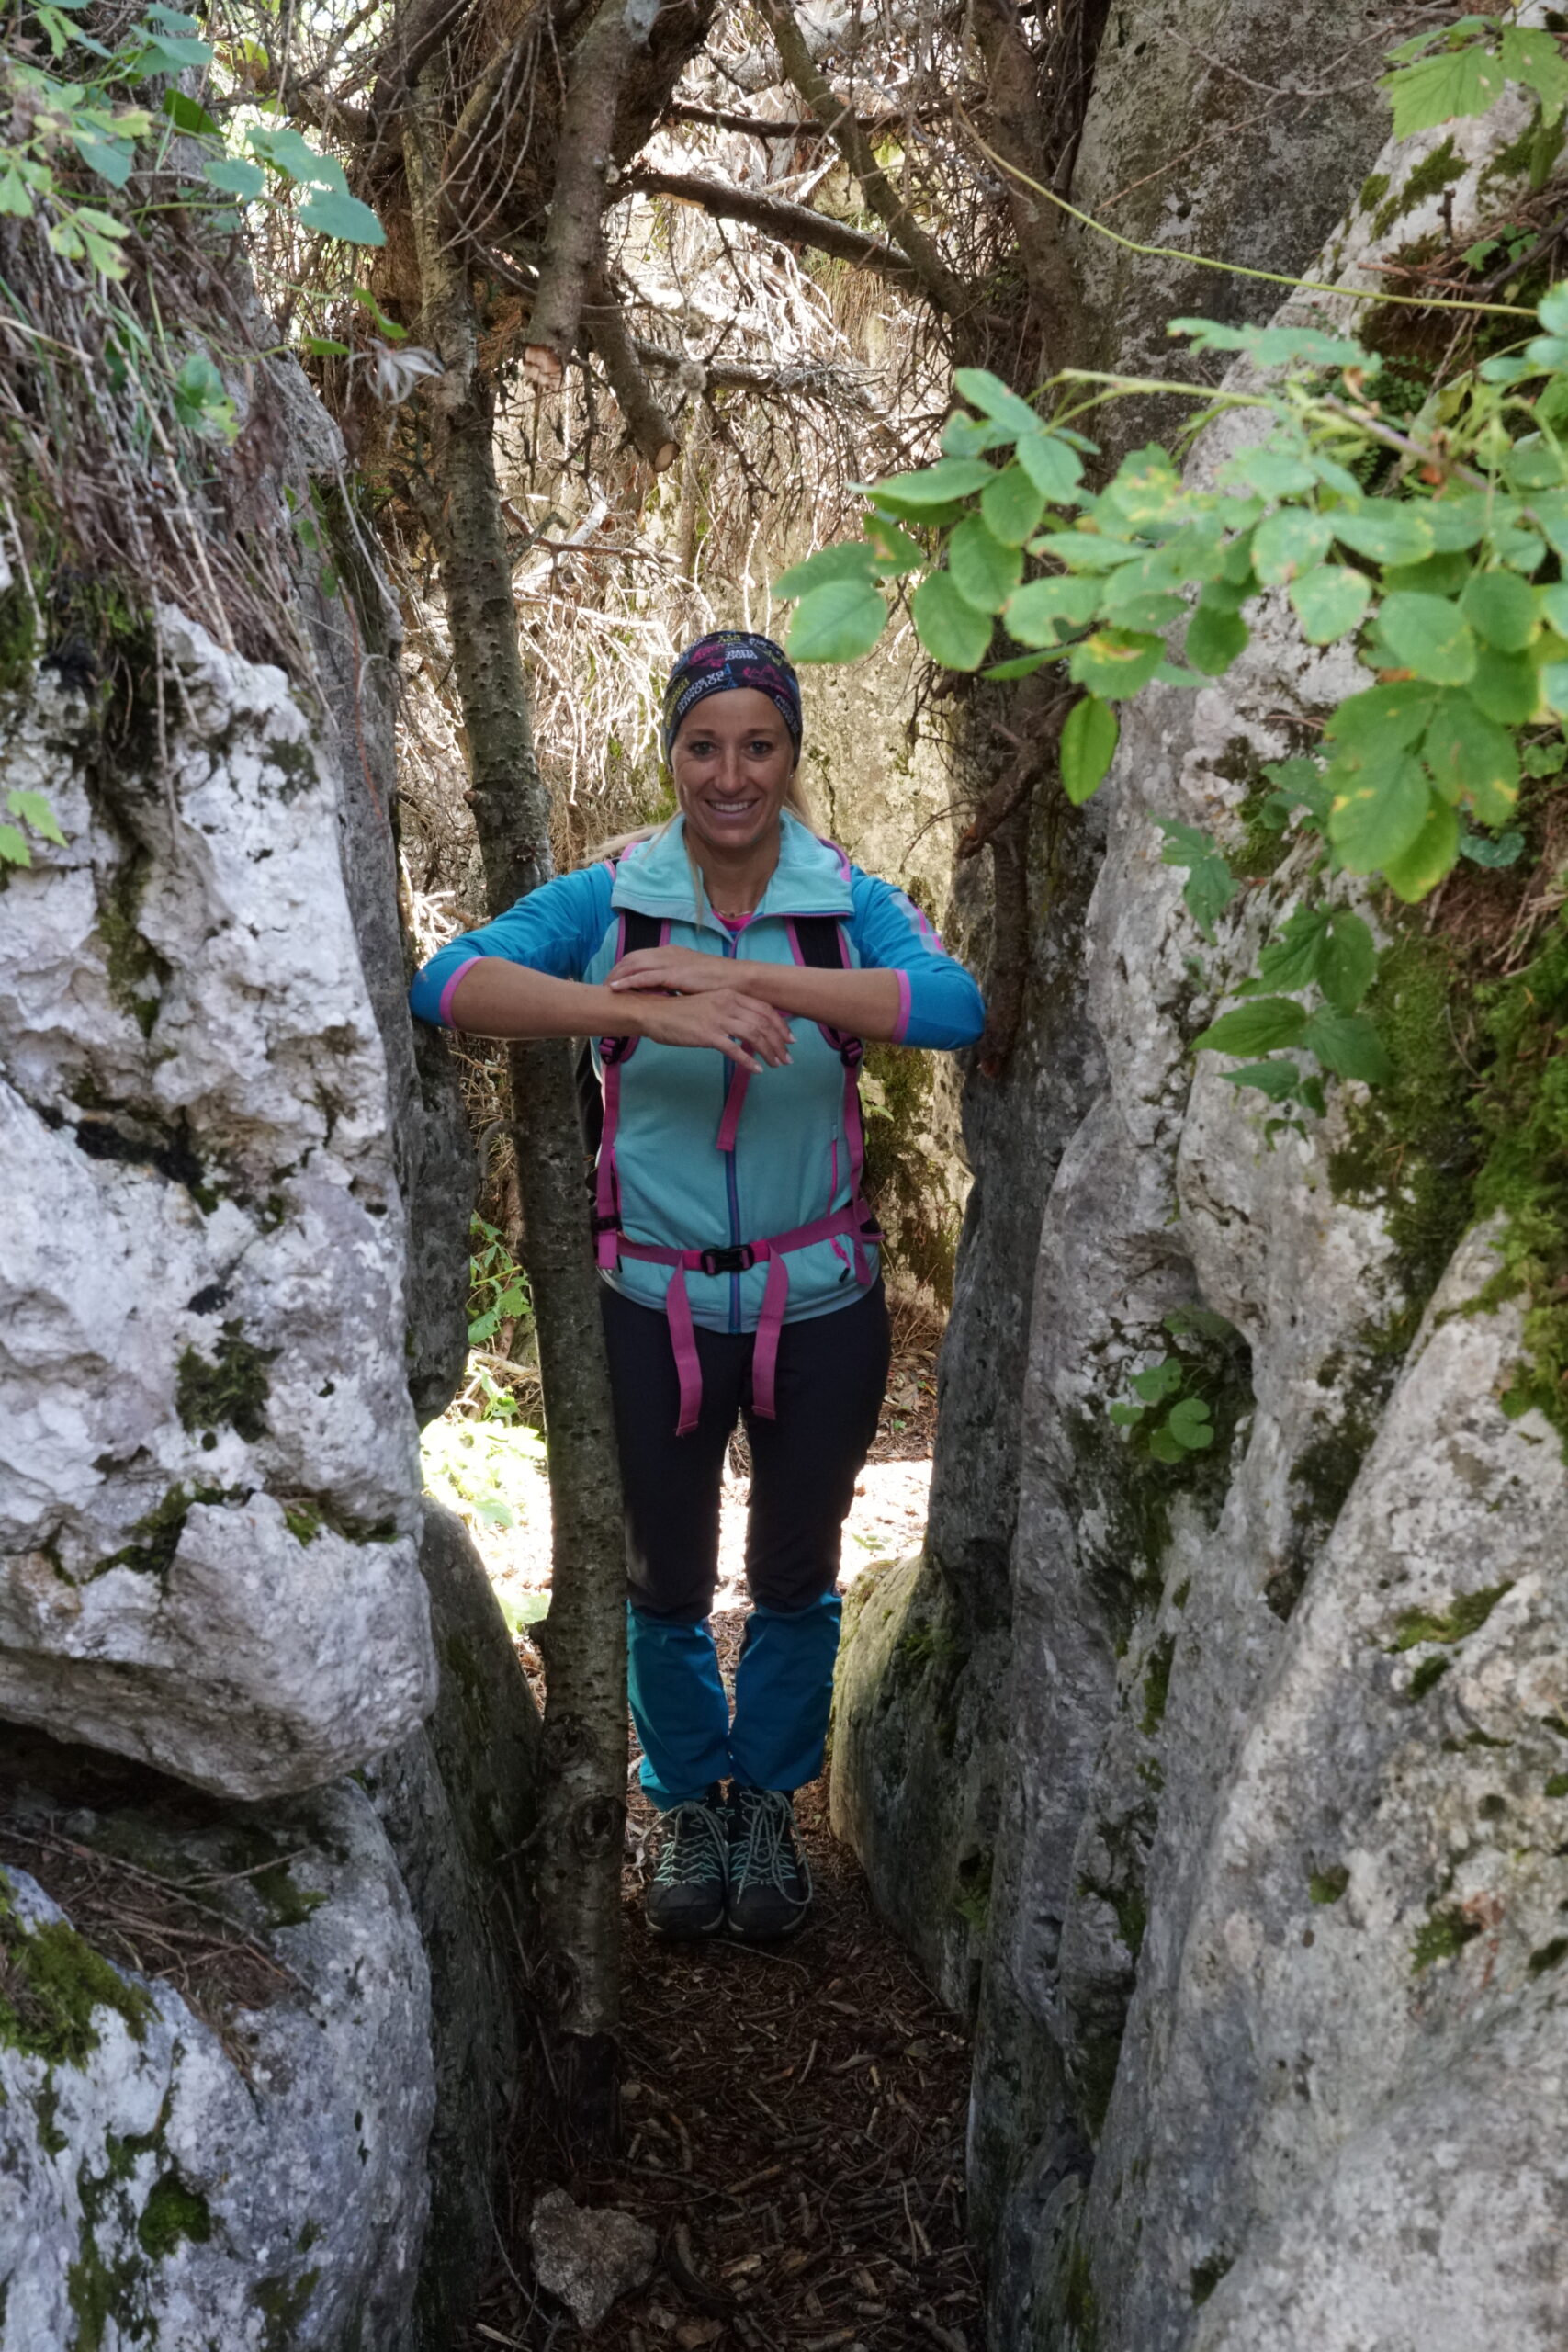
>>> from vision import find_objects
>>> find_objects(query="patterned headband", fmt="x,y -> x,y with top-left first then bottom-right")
660,631 -> 803,763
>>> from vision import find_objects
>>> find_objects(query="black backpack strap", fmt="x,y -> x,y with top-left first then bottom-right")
790,914 -> 850,971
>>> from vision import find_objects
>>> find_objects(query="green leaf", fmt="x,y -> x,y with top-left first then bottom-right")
1316,910 -> 1378,1012
948,516 -> 1023,614
1251,905 -> 1329,993
1422,695 -> 1519,822
1004,574 -> 1100,646
1157,818 -> 1236,940
1380,43 -> 1506,141
73,131 -> 134,187
0,822 -> 31,865
1500,24 -> 1568,121
248,122 -> 345,189
864,457 -> 996,513
1461,570 -> 1539,650
1109,1401 -> 1145,1427
1194,997 -> 1310,1057
1014,434 -> 1086,503
1147,1427 -> 1184,1464
6,788 -> 65,843
1220,445 -> 1317,499
1289,562 -> 1372,645
1059,697 -> 1119,807
162,88 -> 220,134
1184,597 -> 1249,674
303,335 -> 351,357
1460,827 -> 1526,867
204,155 -> 265,200
773,542 -> 878,600
953,367 -> 1045,441
860,515 -> 920,576
1132,1359 -> 1184,1404
1376,592 -> 1477,685
910,571 -> 993,672
1332,504 -> 1437,567
1220,1058 -> 1303,1102
1168,316 -> 1369,370
134,26 -> 213,68
1380,792 -> 1461,903
1467,645 -> 1542,725
1301,1007 -> 1392,1084
1066,628 -> 1164,700
1328,752 -> 1432,872
942,411 -> 1012,460
1165,1395 -> 1214,1450
1252,509 -> 1334,585
1420,494 -> 1489,552
1262,755 -> 1331,825
984,651 -> 1055,680
980,462 -> 1048,547
1325,682 -> 1438,754
299,187 -> 386,245
786,578 -> 888,663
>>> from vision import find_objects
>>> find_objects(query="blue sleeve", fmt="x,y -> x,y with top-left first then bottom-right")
848,870 -> 987,1051
409,865 -> 615,1028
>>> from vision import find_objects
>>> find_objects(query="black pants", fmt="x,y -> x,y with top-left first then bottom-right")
600,1279 -> 891,1623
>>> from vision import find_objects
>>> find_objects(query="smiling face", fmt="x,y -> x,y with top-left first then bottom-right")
671,688 -> 796,863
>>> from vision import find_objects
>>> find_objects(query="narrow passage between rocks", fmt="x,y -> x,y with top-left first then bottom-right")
484,1606 -> 980,2352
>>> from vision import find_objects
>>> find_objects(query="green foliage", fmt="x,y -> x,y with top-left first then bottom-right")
421,1412 -> 545,1532
0,1871 -> 153,2065
1382,17 -> 1568,171
1411,1903 -> 1483,1972
1309,1863 -> 1350,1905
0,786 -> 67,868
1109,1307 -> 1242,1464
1390,1581 -> 1513,1649
466,1216 -> 532,1349
137,2174 -> 212,2259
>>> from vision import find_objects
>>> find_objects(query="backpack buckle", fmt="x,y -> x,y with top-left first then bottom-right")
699,1243 -> 756,1276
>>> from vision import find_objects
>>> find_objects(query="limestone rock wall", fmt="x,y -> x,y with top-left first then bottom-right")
0,338 -> 531,2338
832,63 -> 1568,2352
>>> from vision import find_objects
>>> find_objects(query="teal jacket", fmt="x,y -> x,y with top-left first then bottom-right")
410,813 -> 986,1331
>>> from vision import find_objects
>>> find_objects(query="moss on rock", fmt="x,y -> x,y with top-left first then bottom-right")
0,1871 -> 153,2065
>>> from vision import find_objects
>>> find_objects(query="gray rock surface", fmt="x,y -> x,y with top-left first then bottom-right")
833,59 -> 1568,2352
529,2188 -> 657,2334
0,610 -> 437,1797
0,1765 -> 434,2352
364,1503 -> 543,2340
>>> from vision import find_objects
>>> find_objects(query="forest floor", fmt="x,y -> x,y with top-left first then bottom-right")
469,1298 -> 980,2352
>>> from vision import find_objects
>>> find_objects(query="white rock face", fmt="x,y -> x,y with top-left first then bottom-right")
0,1783 -> 434,2351
834,55 -> 1568,2351
0,610 -> 436,1796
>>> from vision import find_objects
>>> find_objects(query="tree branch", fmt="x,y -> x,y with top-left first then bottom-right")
623,166 -> 921,288
525,0 -> 650,388
967,0 -> 1083,359
583,267 -> 680,469
632,335 -> 874,402
663,99 -> 916,137
750,0 -> 966,315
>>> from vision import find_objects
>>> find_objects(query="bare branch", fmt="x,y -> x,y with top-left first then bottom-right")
623,166 -> 921,289
663,100 -> 915,137
524,0 -> 651,388
583,267 -> 680,469
750,0 -> 966,315
632,336 -> 874,403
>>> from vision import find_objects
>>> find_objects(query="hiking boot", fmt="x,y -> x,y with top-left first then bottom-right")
726,1786 -> 812,1941
645,1787 -> 728,1939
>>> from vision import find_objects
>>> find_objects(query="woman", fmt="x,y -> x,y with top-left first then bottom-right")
411,631 -> 985,1942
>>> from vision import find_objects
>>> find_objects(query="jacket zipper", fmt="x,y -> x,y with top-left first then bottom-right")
719,927 -> 742,1332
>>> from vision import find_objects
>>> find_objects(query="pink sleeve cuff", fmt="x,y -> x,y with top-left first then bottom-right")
437,956 -> 482,1027
893,970 -> 912,1044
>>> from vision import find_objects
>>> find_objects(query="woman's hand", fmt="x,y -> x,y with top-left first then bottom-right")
629,987 -> 794,1072
608,943 -> 735,997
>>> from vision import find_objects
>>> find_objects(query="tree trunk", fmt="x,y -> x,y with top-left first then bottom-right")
405,52 -> 626,2152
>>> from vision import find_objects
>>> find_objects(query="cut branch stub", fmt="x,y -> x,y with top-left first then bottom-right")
524,0 -> 650,388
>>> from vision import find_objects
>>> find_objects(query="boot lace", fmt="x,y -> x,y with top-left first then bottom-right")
652,1797 -> 728,1887
730,1788 -> 812,1909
